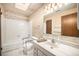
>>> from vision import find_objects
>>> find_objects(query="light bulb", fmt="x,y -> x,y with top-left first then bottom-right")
58,3 -> 63,8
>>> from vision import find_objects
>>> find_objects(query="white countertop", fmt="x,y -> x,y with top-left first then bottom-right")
32,36 -> 79,56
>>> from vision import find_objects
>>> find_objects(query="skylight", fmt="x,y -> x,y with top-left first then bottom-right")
15,3 -> 30,11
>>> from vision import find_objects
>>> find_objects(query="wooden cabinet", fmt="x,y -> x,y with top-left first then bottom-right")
61,13 -> 79,37
38,49 -> 46,56
33,44 -> 55,56
33,47 -> 38,56
33,47 -> 46,56
46,20 -> 52,34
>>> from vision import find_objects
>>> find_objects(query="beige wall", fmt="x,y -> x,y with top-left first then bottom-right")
30,6 -> 45,38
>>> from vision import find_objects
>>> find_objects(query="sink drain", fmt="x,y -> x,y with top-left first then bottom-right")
50,47 -> 53,49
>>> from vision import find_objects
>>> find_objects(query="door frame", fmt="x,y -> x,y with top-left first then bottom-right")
0,8 -> 2,56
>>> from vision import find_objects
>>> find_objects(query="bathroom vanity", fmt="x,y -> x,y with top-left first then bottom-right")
31,3 -> 79,56
32,37 -> 79,56
33,41 -> 55,56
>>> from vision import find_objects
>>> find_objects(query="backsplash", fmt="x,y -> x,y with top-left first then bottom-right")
58,36 -> 79,49
43,34 -> 79,49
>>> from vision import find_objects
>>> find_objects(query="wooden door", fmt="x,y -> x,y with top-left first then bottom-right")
0,8 -> 2,56
46,20 -> 52,34
61,13 -> 79,37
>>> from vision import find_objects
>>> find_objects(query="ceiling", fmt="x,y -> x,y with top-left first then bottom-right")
2,3 -> 44,17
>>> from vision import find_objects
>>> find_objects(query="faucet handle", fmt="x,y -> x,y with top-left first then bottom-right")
52,39 -> 55,43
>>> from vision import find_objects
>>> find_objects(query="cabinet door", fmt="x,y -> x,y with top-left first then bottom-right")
61,13 -> 79,37
33,47 -> 38,56
46,20 -> 52,34
38,50 -> 46,56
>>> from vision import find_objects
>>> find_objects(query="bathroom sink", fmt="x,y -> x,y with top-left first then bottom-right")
39,40 -> 58,49
36,38 -> 47,42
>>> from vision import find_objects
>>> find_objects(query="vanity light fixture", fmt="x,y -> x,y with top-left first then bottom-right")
44,3 -> 69,15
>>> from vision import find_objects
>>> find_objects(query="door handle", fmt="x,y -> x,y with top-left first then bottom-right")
0,48 -> 2,50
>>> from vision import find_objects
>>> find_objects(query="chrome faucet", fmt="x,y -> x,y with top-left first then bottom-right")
51,39 -> 55,43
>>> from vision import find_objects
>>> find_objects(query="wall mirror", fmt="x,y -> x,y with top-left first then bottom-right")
43,3 -> 78,36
